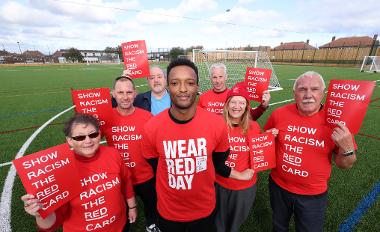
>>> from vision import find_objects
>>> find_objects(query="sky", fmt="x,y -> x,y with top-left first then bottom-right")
0,0 -> 379,55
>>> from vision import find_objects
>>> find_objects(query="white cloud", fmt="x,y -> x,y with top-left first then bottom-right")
237,0 -> 256,5
210,7 -> 279,26
199,25 -> 223,35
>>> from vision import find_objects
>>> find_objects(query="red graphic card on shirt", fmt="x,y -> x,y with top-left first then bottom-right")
249,132 -> 276,172
13,143 -> 81,218
244,67 -> 272,102
121,40 -> 150,78
71,88 -> 113,130
325,80 -> 375,134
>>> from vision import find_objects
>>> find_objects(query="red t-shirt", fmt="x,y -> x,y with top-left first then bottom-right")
198,88 -> 266,121
40,146 -> 134,232
103,108 -> 154,185
198,89 -> 229,115
142,107 -> 230,222
264,104 -> 355,195
216,121 -> 261,190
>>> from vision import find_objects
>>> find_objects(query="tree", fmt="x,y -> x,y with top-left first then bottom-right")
169,47 -> 185,60
64,48 -> 83,62
185,45 -> 203,54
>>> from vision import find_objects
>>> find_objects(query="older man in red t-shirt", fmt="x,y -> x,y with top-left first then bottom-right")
197,63 -> 270,120
264,71 -> 357,232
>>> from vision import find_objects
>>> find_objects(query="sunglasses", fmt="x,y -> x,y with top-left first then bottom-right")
71,132 -> 100,141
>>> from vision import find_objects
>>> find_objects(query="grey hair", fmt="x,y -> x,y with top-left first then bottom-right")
150,66 -> 166,79
293,71 -> 326,91
210,63 -> 227,77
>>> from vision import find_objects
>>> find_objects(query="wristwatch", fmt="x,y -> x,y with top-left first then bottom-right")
342,150 -> 355,157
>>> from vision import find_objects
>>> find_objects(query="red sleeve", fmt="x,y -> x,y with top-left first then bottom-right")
141,124 -> 159,159
214,121 -> 230,152
250,105 -> 266,121
121,163 -> 135,199
37,204 -> 69,232
264,112 -> 275,131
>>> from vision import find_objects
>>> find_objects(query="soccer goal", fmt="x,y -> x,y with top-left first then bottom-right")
193,49 -> 282,93
360,56 -> 380,73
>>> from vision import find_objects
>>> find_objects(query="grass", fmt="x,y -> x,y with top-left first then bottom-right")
0,63 -> 379,231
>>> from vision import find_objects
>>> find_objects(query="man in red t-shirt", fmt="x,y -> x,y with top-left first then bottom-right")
264,71 -> 357,232
142,59 -> 254,232
103,76 -> 159,232
197,63 -> 270,120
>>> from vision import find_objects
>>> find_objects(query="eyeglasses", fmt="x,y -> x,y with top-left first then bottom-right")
71,132 -> 100,141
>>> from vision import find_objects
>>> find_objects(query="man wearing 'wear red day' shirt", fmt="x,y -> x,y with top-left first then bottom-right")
264,71 -> 358,232
103,76 -> 159,232
197,62 -> 270,120
142,58 -> 254,232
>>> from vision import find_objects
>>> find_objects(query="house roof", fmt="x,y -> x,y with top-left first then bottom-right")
273,41 -> 316,50
319,36 -> 377,48
22,50 -> 45,57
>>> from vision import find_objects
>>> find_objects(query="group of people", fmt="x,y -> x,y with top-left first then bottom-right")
22,58 -> 357,232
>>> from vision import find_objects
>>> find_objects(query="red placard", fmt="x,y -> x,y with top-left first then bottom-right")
121,40 -> 150,78
244,67 -> 272,102
325,80 -> 375,134
249,132 -> 276,172
13,143 -> 81,218
71,88 -> 113,130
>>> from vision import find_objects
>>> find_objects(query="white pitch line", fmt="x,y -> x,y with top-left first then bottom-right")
0,162 -> 12,168
0,105 -> 74,232
269,98 -> 294,106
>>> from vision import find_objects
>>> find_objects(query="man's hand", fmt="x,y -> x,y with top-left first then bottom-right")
128,207 -> 137,223
331,122 -> 354,152
261,90 -> 271,109
122,69 -> 132,77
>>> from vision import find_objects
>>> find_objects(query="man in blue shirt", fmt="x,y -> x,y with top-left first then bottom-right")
134,66 -> 171,115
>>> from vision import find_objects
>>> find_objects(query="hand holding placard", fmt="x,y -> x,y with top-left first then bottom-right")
13,144 -> 81,218
325,80 -> 375,134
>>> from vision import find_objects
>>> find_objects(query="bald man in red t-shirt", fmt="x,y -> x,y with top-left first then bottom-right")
264,71 -> 357,232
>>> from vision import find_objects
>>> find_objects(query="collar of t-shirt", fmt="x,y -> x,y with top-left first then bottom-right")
151,90 -> 171,115
168,109 -> 194,124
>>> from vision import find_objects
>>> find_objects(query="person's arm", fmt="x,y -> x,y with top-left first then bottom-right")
127,197 -> 137,223
212,149 -> 254,180
146,158 -> 158,174
21,194 -> 58,231
250,90 -> 270,120
331,123 -> 357,169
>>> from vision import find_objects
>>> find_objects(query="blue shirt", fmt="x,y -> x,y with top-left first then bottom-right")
151,90 -> 171,115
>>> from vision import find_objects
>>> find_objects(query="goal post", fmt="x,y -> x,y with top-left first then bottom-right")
192,49 -> 282,93
360,56 -> 380,73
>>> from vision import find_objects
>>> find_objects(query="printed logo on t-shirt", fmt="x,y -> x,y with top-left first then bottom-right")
79,172 -> 120,231
206,101 -> 224,114
281,125 -> 325,178
163,138 -> 207,190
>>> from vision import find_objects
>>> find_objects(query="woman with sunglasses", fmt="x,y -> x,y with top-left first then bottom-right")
21,113 -> 137,232
215,82 -> 275,232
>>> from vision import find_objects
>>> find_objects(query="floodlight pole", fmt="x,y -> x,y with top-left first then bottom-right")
17,41 -> 22,54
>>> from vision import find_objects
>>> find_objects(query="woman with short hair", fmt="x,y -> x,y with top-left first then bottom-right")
21,113 -> 137,232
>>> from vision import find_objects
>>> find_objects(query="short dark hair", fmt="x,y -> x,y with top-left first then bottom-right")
167,58 -> 199,84
63,113 -> 100,137
112,76 -> 136,90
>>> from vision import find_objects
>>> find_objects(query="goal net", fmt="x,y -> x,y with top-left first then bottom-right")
192,49 -> 282,93
360,56 -> 380,73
